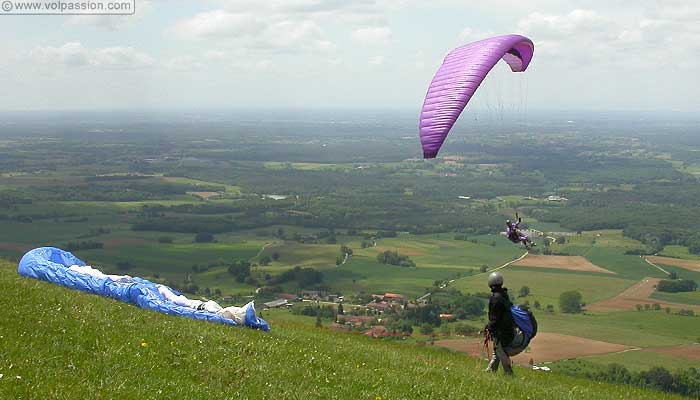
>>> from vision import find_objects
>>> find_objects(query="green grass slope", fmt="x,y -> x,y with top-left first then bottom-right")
0,261 -> 680,400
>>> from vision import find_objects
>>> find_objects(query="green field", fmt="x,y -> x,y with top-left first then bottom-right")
76,242 -> 264,280
651,291 -> 700,306
359,233 -> 524,270
535,311 -> 700,348
451,267 -> 635,311
0,261 -> 680,400
569,349 -> 699,372
258,242 -> 340,271
660,246 -> 700,260
585,248 -> 666,280
325,256 -> 467,298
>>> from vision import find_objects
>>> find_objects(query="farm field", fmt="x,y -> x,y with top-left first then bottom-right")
650,291 -> 700,306
587,278 -> 700,312
76,241 -> 264,280
451,268 -> 635,311
646,256 -> 700,272
512,254 -> 614,274
534,311 -> 700,348
435,333 -> 633,366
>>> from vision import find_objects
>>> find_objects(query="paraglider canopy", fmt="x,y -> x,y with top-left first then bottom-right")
419,34 -> 534,159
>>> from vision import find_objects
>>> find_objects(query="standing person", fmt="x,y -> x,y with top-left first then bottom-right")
484,272 -> 528,375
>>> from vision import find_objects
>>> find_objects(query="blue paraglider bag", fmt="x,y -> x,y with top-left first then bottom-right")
511,305 -> 536,345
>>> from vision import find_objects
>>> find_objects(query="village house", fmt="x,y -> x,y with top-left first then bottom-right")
262,299 -> 289,310
301,290 -> 322,300
325,294 -> 339,302
337,315 -> 376,327
382,293 -> 406,303
416,293 -> 431,305
276,293 -> 300,302
366,301 -> 394,314
363,326 -> 391,339
439,314 -> 456,322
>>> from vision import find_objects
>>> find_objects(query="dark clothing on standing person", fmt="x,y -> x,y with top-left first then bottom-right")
487,286 -> 514,346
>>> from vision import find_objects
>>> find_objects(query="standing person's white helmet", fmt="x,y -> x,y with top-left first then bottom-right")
488,272 -> 504,288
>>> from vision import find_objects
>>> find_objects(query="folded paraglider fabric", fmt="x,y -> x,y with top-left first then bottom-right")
18,247 -> 270,332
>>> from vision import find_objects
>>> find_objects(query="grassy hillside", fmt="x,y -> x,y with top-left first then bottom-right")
0,260 -> 681,400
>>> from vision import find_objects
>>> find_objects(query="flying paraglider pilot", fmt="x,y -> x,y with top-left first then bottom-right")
506,213 -> 535,249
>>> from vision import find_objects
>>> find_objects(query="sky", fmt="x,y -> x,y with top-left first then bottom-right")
0,0 -> 699,112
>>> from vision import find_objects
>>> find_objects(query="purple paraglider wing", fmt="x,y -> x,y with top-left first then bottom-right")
419,34 -> 534,159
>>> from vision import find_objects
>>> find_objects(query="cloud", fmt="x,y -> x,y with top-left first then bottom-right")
170,10 -> 262,39
351,26 -> 391,45
368,55 -> 384,65
63,0 -> 154,31
27,42 -> 154,69
516,6 -> 700,69
168,0 -> 406,52
518,9 -> 610,40
170,9 -> 335,53
459,28 -> 495,42
29,42 -> 90,67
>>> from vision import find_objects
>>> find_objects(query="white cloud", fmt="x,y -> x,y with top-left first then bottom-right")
29,42 -> 90,67
170,9 -> 335,53
27,43 -> 154,69
92,47 -> 154,68
64,0 -> 154,31
170,10 -> 261,39
368,55 -> 384,65
163,56 -> 204,71
518,9 -> 610,39
351,26 -> 392,45
517,6 -> 700,69
459,28 -> 496,43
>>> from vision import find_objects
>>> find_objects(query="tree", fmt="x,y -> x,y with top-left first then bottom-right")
259,255 -> 272,266
657,279 -> 697,293
556,236 -> 567,244
639,367 -> 674,392
519,286 -> 530,297
194,232 -> 215,243
158,236 -> 174,244
559,291 -> 583,313
340,245 -> 353,256
605,363 -> 631,384
453,323 -> 477,336
440,324 -> 451,336
420,324 -> 434,335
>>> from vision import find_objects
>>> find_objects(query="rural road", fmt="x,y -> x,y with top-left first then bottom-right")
642,256 -> 670,275
439,251 -> 529,290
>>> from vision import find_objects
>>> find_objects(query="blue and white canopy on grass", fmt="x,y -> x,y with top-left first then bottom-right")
18,247 -> 269,332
